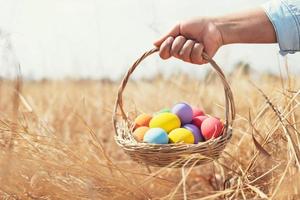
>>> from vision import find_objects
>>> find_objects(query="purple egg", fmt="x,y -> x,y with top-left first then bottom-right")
183,124 -> 205,143
172,103 -> 193,124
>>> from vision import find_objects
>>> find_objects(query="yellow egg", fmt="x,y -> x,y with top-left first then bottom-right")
168,128 -> 194,144
132,126 -> 150,142
149,113 -> 181,133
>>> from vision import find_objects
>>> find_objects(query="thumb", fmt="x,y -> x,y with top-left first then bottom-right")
154,24 -> 180,47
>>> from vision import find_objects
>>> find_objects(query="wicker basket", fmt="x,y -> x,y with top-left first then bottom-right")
112,48 -> 236,168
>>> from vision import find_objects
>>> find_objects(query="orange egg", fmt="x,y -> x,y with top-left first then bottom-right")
133,126 -> 150,142
134,114 -> 152,129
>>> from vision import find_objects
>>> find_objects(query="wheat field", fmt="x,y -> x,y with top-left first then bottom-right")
0,65 -> 300,199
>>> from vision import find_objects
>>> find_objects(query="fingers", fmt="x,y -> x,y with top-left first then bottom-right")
179,40 -> 195,62
171,36 -> 186,58
154,24 -> 180,47
159,36 -> 174,59
191,43 -> 205,64
158,35 -> 206,64
172,37 -> 205,64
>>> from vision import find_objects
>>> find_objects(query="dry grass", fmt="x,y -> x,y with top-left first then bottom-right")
1,67 -> 300,199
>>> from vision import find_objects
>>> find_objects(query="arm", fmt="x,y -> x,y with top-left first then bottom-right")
155,0 -> 300,64
154,8 -> 276,65
214,8 -> 276,45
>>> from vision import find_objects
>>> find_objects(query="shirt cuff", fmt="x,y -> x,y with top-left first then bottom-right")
262,0 -> 300,55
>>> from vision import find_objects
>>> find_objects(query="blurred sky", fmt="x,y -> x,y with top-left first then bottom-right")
0,0 -> 299,80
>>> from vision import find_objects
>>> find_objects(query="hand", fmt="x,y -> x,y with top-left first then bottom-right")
154,17 -> 224,64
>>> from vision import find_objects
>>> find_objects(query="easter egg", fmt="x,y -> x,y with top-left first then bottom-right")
192,115 -> 208,128
134,114 -> 152,129
155,108 -> 171,115
201,117 -> 224,140
171,103 -> 193,124
183,124 -> 204,143
133,126 -> 150,142
168,128 -> 194,144
143,128 -> 169,144
149,113 -> 181,133
192,107 -> 205,118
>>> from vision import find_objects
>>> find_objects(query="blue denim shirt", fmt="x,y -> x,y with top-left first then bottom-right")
262,0 -> 300,55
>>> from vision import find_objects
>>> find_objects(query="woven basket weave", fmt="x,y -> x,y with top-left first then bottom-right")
112,47 -> 236,168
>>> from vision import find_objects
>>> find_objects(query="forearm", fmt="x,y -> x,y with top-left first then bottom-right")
214,8 -> 277,45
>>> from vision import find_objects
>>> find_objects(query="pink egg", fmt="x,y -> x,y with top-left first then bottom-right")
192,107 -> 205,118
201,117 -> 224,140
192,115 -> 208,128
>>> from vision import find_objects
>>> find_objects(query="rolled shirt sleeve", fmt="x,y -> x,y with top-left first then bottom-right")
262,0 -> 300,55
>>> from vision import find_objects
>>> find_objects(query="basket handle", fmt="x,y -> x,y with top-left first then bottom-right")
112,47 -> 236,135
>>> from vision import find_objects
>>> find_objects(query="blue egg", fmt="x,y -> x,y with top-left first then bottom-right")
143,128 -> 169,144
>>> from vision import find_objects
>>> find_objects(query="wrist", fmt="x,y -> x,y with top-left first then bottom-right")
213,17 -> 237,45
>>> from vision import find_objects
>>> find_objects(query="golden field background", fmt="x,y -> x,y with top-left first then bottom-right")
0,66 -> 300,199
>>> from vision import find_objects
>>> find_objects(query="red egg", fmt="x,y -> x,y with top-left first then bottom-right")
192,107 -> 205,118
192,115 -> 208,128
201,117 -> 224,140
